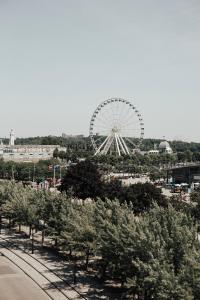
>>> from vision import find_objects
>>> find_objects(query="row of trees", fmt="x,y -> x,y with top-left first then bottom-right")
12,135 -> 200,153
2,134 -> 200,164
0,181 -> 200,299
0,158 -> 61,182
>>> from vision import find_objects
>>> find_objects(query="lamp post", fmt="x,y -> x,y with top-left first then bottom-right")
53,165 -> 56,187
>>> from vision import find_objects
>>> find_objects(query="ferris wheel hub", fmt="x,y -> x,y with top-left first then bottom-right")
112,126 -> 120,133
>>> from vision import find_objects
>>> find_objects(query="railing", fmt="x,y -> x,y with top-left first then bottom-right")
161,161 -> 200,170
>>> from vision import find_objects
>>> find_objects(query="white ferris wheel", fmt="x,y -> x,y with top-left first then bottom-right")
89,98 -> 144,156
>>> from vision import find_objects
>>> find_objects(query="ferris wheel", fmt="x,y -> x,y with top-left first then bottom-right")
89,98 -> 144,156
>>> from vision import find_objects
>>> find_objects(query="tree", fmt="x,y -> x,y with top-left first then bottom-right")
104,181 -> 167,214
61,202 -> 97,269
53,148 -> 59,158
94,199 -> 136,283
44,192 -> 73,247
2,183 -> 39,233
60,160 -> 104,199
124,205 -> 200,299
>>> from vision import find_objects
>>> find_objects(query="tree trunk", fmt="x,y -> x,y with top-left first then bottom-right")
85,249 -> 90,270
42,230 -> 45,246
73,258 -> 77,284
0,214 -> 2,234
29,225 -> 32,238
31,231 -> 34,254
69,248 -> 72,257
121,278 -> 126,288
8,218 -> 11,228
100,263 -> 107,281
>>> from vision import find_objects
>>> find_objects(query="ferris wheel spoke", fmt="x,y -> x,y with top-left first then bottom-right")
93,132 -> 109,139
93,122 -> 112,131
120,120 -> 140,129
97,110 -> 117,128
122,103 -> 141,123
119,106 -> 127,124
93,128 -> 110,133
124,125 -> 140,132
120,116 -> 137,129
120,104 -> 134,122
120,122 -> 139,130
121,128 -> 141,133
115,102 -> 127,120
114,101 -> 122,122
93,127 -> 113,135
93,106 -> 117,127
95,115 -> 114,129
124,137 -> 138,148
122,114 -> 139,126
93,135 -> 107,143
121,132 -> 141,140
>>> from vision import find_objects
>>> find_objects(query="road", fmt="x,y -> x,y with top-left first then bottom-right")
0,224 -> 121,299
0,236 -> 85,300
0,254 -> 50,300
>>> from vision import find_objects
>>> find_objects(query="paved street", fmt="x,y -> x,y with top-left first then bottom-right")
0,228 -> 119,299
0,255 -> 50,300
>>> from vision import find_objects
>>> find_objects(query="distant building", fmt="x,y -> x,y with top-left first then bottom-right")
169,164 -> 200,185
147,140 -> 173,155
62,133 -> 84,139
158,141 -> 173,154
0,129 -> 66,163
148,149 -> 159,155
9,129 -> 15,146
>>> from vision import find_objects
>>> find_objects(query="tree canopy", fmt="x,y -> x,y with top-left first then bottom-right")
1,181 -> 200,299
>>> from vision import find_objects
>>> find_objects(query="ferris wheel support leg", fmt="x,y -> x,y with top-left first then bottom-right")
124,137 -> 137,149
117,135 -> 127,155
119,135 -> 130,155
95,134 -> 111,155
103,135 -> 115,155
115,133 -> 121,156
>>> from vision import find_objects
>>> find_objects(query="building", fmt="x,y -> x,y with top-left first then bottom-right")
148,140 -> 173,155
148,149 -> 159,155
62,133 -> 84,139
0,130 -> 66,163
158,140 -> 173,154
168,164 -> 200,185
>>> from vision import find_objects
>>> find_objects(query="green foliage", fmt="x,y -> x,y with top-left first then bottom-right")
0,181 -> 200,299
104,181 -> 166,214
1,182 -> 39,227
60,160 -> 103,199
0,159 -> 60,182
60,160 -> 166,213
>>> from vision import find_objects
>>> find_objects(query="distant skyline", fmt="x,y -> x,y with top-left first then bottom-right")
1,1 -> 200,142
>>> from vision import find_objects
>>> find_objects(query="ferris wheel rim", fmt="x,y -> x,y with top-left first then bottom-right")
89,98 -> 144,155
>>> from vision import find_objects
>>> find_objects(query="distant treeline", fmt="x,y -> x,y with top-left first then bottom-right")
1,135 -> 200,152
1,135 -> 200,154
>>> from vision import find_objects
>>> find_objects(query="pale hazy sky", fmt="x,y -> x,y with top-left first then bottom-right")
0,0 -> 200,141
